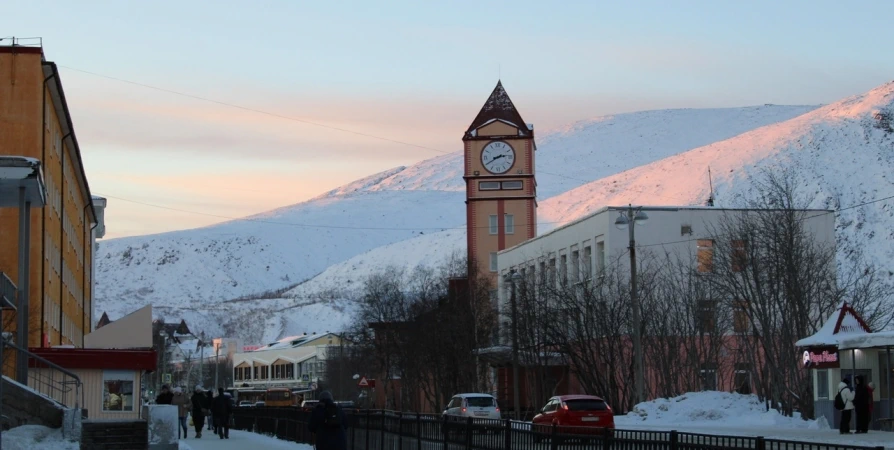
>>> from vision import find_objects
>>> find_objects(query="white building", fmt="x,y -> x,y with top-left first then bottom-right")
232,332 -> 340,390
495,205 -> 836,339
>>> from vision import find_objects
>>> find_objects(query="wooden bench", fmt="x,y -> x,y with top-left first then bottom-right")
875,418 -> 894,431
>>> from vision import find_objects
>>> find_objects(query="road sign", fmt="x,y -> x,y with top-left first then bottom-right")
310,382 -> 318,390
358,376 -> 369,387
163,373 -> 171,384
301,374 -> 310,382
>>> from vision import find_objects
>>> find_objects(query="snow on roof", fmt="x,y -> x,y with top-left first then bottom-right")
838,331 -> 894,350
795,302 -> 871,347
252,333 -> 331,351
0,156 -> 40,180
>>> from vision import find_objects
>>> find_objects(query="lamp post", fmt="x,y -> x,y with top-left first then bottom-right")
614,204 -> 649,406
504,269 -> 523,420
199,331 -> 205,388
214,340 -> 220,391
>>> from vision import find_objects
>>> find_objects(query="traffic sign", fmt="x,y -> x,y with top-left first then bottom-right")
162,374 -> 171,384
310,382 -> 318,390
358,376 -> 369,387
301,374 -> 310,382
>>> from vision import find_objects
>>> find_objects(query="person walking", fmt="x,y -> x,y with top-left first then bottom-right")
171,387 -> 189,439
308,391 -> 347,450
190,386 -> 207,438
205,389 -> 215,434
838,378 -> 856,434
853,375 -> 871,433
155,384 -> 173,405
212,387 -> 234,439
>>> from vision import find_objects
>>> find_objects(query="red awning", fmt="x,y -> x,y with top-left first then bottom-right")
28,347 -> 157,371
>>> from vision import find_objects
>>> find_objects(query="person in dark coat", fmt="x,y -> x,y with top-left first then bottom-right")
308,391 -> 347,450
205,390 -> 215,433
853,375 -> 871,433
190,386 -> 207,438
155,384 -> 173,405
212,387 -> 234,439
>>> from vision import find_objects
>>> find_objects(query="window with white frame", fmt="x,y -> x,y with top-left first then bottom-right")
583,245 -> 592,280
489,252 -> 498,272
505,214 -> 514,234
102,370 -> 134,412
489,215 -> 498,235
595,241 -> 605,276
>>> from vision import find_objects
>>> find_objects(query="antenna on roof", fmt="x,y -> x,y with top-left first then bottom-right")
706,167 -> 715,207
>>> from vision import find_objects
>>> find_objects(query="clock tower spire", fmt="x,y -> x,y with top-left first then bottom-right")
463,81 -> 537,284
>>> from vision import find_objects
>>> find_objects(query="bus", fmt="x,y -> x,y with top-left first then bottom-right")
265,388 -> 293,407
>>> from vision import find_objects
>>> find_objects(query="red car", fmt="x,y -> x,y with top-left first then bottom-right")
532,395 -> 615,430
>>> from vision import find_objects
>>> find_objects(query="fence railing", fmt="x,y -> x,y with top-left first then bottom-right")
1,340 -> 82,410
232,407 -> 886,450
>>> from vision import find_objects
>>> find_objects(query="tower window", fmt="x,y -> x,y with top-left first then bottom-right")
489,215 -> 498,235
489,252 -> 498,272
479,181 -> 501,190
502,181 -> 523,190
505,214 -> 515,234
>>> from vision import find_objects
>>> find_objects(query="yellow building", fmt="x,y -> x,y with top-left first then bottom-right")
0,39 -> 105,349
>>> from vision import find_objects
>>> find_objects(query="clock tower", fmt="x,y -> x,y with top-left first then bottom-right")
463,81 -> 537,283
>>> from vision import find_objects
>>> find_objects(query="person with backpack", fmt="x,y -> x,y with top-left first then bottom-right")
308,391 -> 347,450
835,378 -> 856,434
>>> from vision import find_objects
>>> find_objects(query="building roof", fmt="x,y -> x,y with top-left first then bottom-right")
28,347 -> 157,371
0,156 -> 46,207
795,302 -> 872,347
464,81 -> 530,137
96,312 -> 111,329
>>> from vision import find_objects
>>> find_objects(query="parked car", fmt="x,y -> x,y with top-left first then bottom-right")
238,400 -> 253,408
532,395 -> 614,438
441,393 -> 502,436
254,401 -> 266,407
300,399 -> 320,411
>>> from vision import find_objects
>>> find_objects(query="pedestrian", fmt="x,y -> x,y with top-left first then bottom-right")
308,391 -> 347,450
171,387 -> 189,439
190,386 -> 207,438
212,387 -> 233,439
155,384 -> 173,405
853,375 -> 870,433
867,381 -> 875,425
838,378 -> 856,434
205,389 -> 215,433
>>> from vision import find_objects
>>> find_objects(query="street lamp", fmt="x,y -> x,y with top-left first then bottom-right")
614,204 -> 649,406
503,269 -> 523,420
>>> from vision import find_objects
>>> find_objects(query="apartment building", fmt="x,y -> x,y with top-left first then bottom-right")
0,39 -> 106,349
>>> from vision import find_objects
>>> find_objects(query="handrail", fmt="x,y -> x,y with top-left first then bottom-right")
1,340 -> 82,410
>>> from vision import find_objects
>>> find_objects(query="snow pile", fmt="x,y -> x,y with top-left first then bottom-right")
0,425 -> 78,450
616,391 -> 828,430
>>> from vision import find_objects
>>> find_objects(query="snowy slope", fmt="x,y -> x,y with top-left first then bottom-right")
95,104 -> 818,340
277,81 -> 894,336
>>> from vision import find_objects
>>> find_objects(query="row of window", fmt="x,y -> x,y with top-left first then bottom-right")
696,239 -> 748,273
493,240 -> 607,282
233,361 -> 325,381
488,214 -> 515,235
479,181 -> 523,191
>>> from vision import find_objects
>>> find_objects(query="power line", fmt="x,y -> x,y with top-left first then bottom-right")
95,192 -> 894,235
61,65 -> 691,204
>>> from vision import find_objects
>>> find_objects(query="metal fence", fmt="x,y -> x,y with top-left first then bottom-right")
232,407 -> 886,450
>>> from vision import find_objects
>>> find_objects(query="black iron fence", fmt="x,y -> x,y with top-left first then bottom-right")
232,407 -> 886,450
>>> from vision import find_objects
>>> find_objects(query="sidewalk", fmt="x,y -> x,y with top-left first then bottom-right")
178,430 -> 312,450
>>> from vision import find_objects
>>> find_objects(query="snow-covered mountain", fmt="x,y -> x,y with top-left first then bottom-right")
273,82 -> 894,340
96,102 -> 830,342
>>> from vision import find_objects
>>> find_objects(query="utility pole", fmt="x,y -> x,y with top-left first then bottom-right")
214,341 -> 220,390
505,270 -> 523,420
615,205 -> 649,406
199,332 -> 205,388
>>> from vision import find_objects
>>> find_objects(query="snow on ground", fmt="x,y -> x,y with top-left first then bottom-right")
615,391 -> 893,449
177,429 -> 312,450
0,425 -> 78,450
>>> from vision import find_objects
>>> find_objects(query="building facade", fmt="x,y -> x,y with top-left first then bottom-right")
463,81 -> 537,285
0,40 -> 106,350
232,333 -> 340,390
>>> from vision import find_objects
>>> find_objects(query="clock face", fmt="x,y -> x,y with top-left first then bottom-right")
481,141 -> 515,174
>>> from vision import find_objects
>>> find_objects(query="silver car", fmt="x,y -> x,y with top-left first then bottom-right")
443,393 -> 501,420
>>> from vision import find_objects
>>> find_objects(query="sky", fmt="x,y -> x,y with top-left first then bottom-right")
3,0 -> 893,239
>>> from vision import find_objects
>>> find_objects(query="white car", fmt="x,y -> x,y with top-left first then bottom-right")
442,393 -> 501,421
